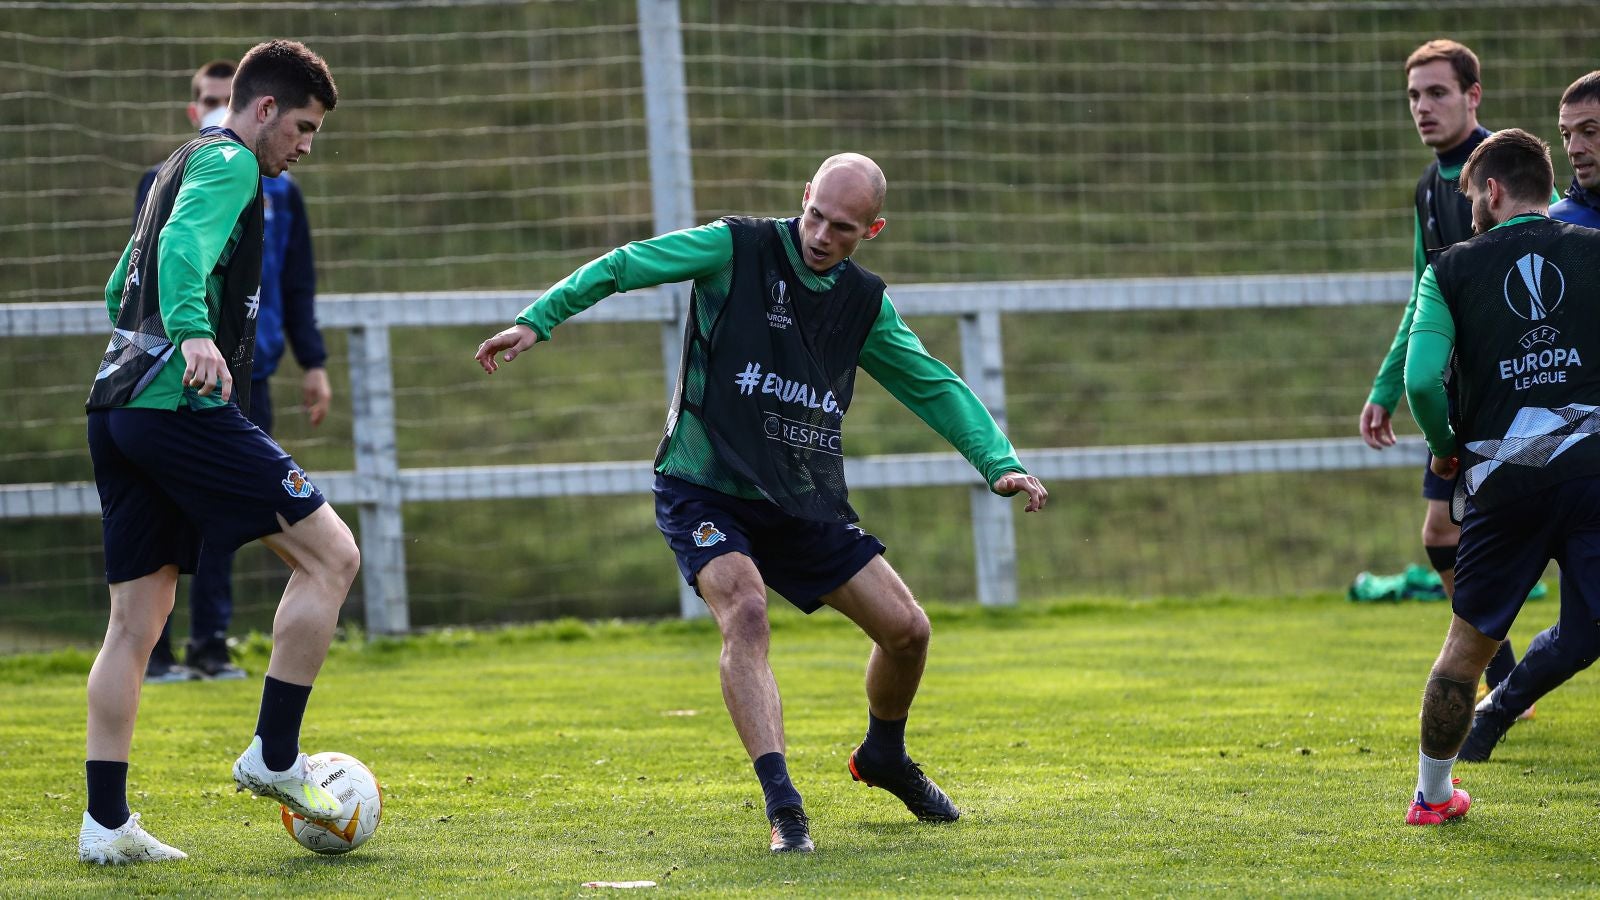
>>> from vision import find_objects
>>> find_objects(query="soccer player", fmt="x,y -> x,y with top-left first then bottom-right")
136,58 -> 333,684
1551,71 -> 1600,229
475,153 -> 1048,853
1400,128 -> 1600,825
79,40 -> 355,864
1358,39 -> 1520,691
1459,70 -> 1600,760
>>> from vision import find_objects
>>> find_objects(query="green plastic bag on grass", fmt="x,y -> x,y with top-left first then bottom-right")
1348,564 -> 1548,603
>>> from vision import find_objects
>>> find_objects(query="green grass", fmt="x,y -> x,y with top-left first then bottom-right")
1,593 -> 1593,896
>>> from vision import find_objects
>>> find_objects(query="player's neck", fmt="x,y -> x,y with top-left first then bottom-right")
1436,123 -> 1487,168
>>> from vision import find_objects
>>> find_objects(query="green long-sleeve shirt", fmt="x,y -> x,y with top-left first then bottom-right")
515,219 -> 1027,496
1367,210 -> 1433,411
103,139 -> 259,410
1403,213 -> 1548,458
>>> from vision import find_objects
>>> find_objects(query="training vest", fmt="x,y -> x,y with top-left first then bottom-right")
1433,215 -> 1600,510
1416,160 -> 1476,264
670,216 -> 885,522
87,133 -> 264,412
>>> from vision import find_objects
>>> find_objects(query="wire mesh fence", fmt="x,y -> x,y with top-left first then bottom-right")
3,0 -> 1593,651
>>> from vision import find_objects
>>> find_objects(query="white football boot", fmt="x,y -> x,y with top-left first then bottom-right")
78,812 -> 187,864
231,735 -> 343,819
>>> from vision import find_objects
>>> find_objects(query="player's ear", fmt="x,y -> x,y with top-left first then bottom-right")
1465,81 -> 1482,113
864,217 -> 885,240
255,95 -> 277,124
801,182 -> 812,212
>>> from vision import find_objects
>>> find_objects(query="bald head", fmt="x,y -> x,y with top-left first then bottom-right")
797,153 -> 887,273
812,153 -> 887,221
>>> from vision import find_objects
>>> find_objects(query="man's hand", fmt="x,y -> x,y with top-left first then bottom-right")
302,367 -> 332,427
179,337 -> 232,402
476,324 -> 539,374
1430,454 -> 1459,480
993,472 -> 1048,512
1359,402 -> 1396,449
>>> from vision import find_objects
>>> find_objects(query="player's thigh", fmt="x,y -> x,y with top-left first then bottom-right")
653,474 -> 762,599
110,405 -> 327,554
696,551 -> 764,597
755,517 -> 885,615
259,503 -> 359,578
1454,499 -> 1555,641
693,552 -> 775,640
1422,498 -> 1459,545
820,554 -> 927,648
88,409 -> 202,582
106,565 -> 181,641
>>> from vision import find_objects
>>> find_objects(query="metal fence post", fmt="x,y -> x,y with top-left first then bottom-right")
959,310 -> 1019,606
347,324 -> 410,634
637,0 -> 705,618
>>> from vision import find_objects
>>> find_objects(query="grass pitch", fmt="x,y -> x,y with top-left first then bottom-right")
2,593 -> 1597,897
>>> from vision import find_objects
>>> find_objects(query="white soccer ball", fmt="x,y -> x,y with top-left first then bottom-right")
279,751 -> 383,855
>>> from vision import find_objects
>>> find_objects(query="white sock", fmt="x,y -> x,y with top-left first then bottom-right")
1417,751 -> 1456,805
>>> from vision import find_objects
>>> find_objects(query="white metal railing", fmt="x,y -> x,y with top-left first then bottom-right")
0,271 -> 1426,633
0,0 -> 1429,632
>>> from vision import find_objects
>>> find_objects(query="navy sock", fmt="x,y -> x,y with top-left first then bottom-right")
85,760 -> 130,830
753,751 -> 804,821
860,711 -> 908,761
255,675 -> 313,771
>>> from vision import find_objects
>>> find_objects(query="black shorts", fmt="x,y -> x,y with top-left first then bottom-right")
1421,453 -> 1459,502
87,405 -> 326,584
1453,474 -> 1600,641
653,473 -> 885,614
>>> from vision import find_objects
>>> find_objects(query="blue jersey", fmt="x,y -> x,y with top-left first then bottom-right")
1551,178 -> 1600,229
135,168 -> 325,379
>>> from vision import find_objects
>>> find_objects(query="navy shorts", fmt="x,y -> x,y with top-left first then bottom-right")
1421,453 -> 1458,502
1453,474 -> 1600,641
653,474 -> 885,614
87,405 -> 326,584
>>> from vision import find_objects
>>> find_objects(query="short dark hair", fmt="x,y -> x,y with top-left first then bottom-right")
231,40 -> 337,114
1459,128 -> 1553,205
1406,39 -> 1480,91
1561,70 -> 1600,110
191,59 -> 237,102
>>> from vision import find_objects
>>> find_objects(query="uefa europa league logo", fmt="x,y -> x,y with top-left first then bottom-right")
1503,253 -> 1565,321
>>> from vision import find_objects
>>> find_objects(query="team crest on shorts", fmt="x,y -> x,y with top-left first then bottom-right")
692,521 -> 726,548
282,468 -> 314,499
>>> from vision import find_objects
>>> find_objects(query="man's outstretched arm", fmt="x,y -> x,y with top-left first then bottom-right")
858,297 -> 1046,511
477,222 -> 732,372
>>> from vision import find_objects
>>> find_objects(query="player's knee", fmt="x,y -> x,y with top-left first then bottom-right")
105,591 -> 176,649
716,594 -> 770,646
107,615 -> 165,652
1433,635 -> 1494,681
306,521 -> 360,590
329,533 -> 361,587
883,606 -> 931,658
